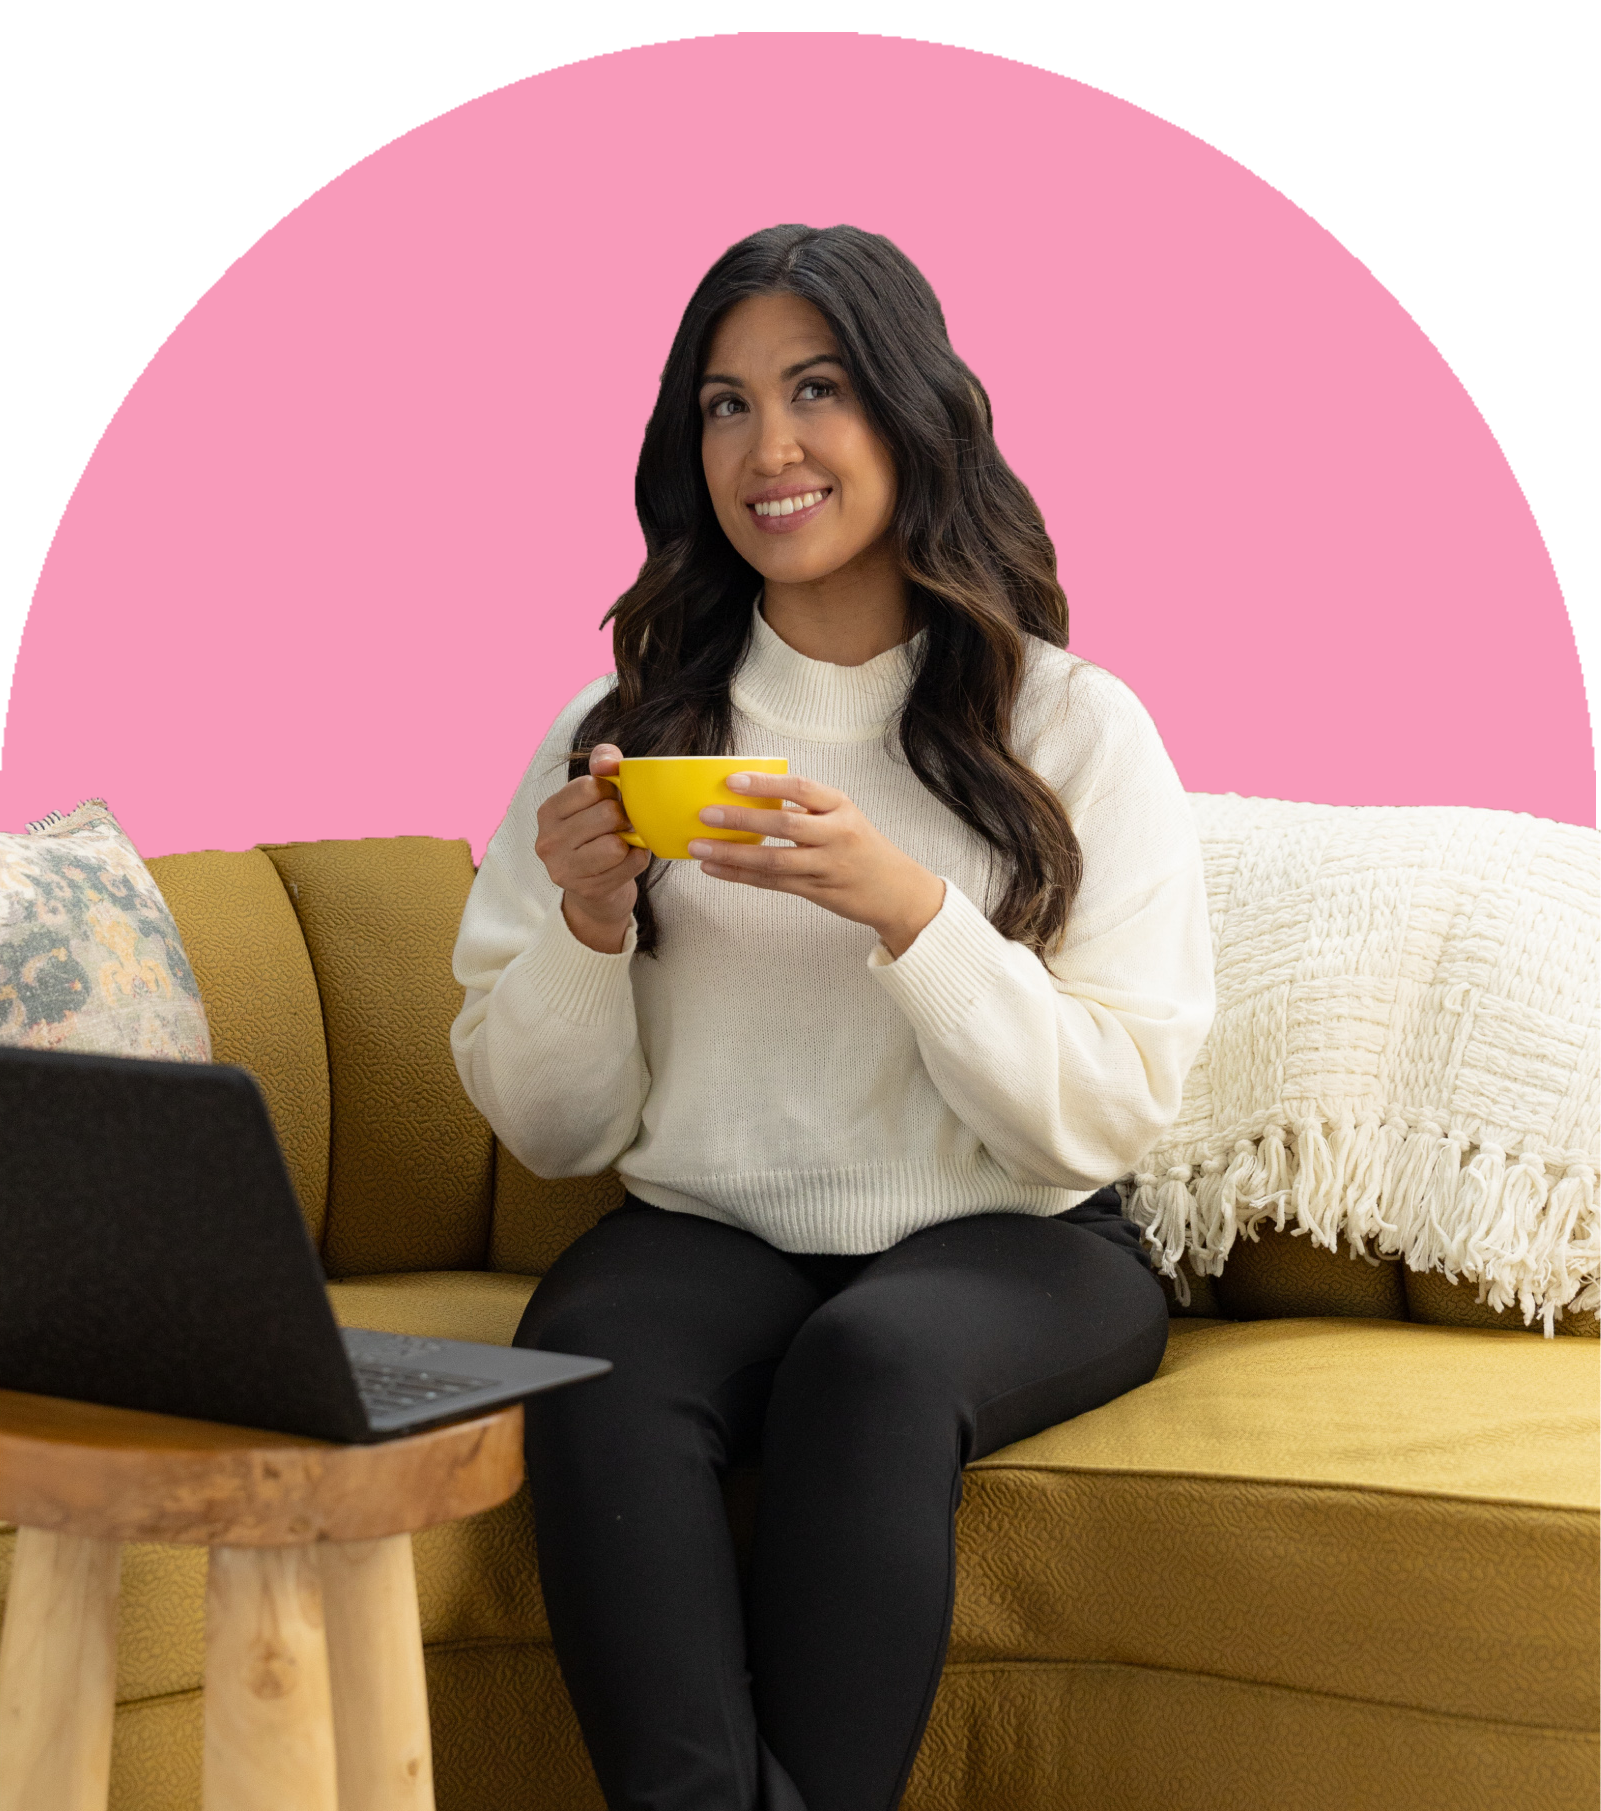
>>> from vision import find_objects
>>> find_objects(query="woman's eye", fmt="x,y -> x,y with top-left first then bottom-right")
797,380 -> 836,402
707,395 -> 744,420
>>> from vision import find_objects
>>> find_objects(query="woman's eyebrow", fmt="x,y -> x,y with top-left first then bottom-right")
781,353 -> 845,380
697,353 -> 845,390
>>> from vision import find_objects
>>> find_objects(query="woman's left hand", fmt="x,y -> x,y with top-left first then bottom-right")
688,774 -> 945,959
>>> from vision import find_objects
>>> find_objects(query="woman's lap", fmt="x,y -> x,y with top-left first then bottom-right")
829,1208 -> 1169,1459
519,1200 -> 823,1394
517,1196 -> 1168,1453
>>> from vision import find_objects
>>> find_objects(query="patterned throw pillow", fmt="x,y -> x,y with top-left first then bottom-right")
0,799 -> 210,1061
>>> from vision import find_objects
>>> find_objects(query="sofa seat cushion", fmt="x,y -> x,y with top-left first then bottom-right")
31,1290 -> 1587,1809
320,1281 -> 1598,1734
326,1269 -> 538,1347
958,1317 -> 1599,1731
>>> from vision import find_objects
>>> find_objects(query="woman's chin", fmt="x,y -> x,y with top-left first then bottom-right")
743,540 -> 865,589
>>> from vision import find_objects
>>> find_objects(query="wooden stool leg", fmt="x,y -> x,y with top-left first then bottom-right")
202,1545 -> 337,1811
319,1534 -> 435,1811
0,1527 -> 121,1811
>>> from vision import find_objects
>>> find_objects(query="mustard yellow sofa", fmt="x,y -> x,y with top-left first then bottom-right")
2,834 -> 1594,1811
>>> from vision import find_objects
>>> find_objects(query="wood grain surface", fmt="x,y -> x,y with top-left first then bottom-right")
321,1535 -> 436,1810
0,1391 -> 524,1546
0,1528 -> 121,1811
202,1546 -> 337,1810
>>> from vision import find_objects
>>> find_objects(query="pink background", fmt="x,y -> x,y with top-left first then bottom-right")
1,33 -> 1590,856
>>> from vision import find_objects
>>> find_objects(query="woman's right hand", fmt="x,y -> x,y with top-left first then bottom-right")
534,744 -> 650,954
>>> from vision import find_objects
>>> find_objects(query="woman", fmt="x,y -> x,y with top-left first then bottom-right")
451,223 -> 1214,1811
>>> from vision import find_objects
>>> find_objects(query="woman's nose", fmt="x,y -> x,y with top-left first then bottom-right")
751,410 -> 803,474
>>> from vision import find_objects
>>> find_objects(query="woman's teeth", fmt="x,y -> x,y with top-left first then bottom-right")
753,490 -> 828,517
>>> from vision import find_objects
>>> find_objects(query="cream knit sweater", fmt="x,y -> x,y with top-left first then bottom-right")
450,608 -> 1216,1254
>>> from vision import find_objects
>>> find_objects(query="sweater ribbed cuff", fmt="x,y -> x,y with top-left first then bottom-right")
867,880 -> 1007,1041
512,904 -> 637,1027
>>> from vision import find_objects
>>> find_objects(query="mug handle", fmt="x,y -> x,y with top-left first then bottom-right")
600,777 -> 647,848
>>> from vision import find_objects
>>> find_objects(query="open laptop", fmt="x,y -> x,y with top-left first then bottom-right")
0,1046 -> 610,1442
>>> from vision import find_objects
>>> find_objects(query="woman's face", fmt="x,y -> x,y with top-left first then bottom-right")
699,293 -> 898,588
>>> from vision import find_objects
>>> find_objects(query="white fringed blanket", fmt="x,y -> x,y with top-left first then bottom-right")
1124,794 -> 1599,1334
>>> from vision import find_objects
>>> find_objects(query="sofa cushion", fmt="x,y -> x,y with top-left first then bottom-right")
333,1278 -> 1599,1734
327,1270 -> 538,1347
261,838 -> 493,1275
1210,1223 -> 1407,1319
1,800 -> 209,1062
960,1318 -> 1598,1731
490,1148 -> 624,1276
147,848 -> 331,1243
905,1661 -> 1598,1811
1172,1224 -> 1598,1335
1405,1260 -> 1600,1335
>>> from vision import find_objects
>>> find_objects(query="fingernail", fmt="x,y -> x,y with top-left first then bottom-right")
727,773 -> 751,790
687,839 -> 712,856
700,807 -> 724,826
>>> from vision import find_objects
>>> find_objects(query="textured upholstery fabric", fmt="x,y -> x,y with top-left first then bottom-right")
1212,1224 -> 1408,1319
262,838 -> 494,1275
147,848 -> 331,1243
961,1321 -> 1598,1729
905,1663 -> 1599,1811
1173,1226 -> 1598,1334
425,1645 -> 602,1811
1406,1262 -> 1600,1336
329,1270 -> 538,1346
981,1316 -> 1598,1506
490,1148 -> 625,1275
1155,1263 -> 1224,1317
109,1692 -> 202,1811
96,1657 -> 1598,1811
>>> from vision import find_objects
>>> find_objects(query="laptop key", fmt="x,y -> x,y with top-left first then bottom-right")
350,1362 -> 499,1415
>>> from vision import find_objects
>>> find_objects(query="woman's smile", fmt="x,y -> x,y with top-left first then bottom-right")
748,485 -> 833,531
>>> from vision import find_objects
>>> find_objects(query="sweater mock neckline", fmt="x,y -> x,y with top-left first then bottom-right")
731,601 -> 919,744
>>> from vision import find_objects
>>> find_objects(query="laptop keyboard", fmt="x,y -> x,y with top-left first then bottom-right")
351,1361 -> 499,1417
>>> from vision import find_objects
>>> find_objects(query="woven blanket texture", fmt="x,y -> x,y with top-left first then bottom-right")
1123,794 -> 1599,1335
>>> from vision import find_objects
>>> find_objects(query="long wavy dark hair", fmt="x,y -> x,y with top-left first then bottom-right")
574,223 -> 1081,956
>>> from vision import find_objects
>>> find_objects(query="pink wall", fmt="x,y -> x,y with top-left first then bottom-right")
2,34 -> 1590,857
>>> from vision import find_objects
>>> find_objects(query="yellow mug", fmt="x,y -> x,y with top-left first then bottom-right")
606,756 -> 789,861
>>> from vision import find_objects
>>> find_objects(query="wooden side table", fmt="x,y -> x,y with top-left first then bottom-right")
0,1387 -> 524,1811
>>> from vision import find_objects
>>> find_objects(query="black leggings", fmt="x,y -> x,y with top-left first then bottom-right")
514,1196 -> 1168,1811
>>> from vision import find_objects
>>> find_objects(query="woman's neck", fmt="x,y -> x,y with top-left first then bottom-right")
760,540 -> 910,668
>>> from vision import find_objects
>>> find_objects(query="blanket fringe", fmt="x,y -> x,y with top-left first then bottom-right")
1127,1110 -> 1599,1337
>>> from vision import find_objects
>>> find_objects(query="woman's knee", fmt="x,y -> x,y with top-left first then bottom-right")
770,1287 -> 952,1433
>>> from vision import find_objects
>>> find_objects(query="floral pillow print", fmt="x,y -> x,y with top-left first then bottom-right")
0,799 -> 210,1061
